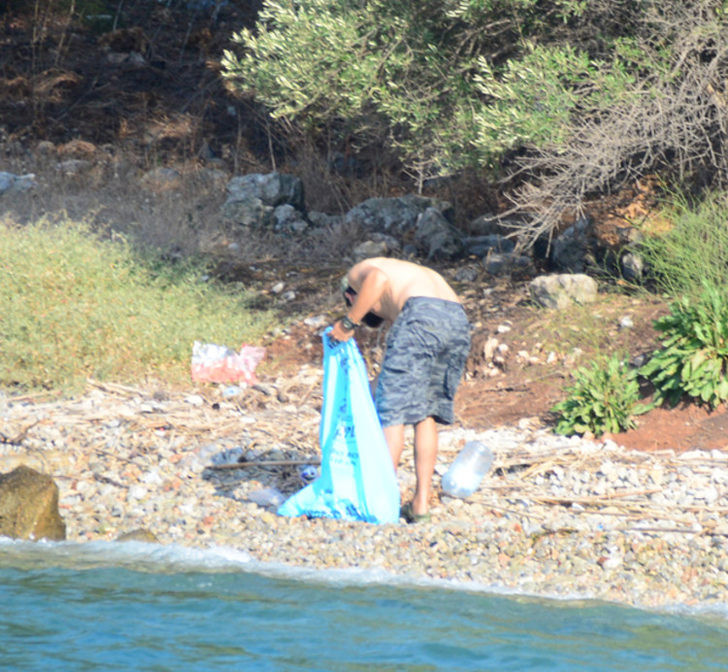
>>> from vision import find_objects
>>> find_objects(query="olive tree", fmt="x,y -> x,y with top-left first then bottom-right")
222,0 -> 728,246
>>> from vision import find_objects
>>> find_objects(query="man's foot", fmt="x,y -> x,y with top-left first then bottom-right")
400,501 -> 431,524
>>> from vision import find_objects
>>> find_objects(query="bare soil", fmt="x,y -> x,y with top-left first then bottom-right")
257,264 -> 728,455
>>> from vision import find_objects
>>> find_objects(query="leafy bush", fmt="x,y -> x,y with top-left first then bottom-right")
467,43 -> 635,162
639,284 -> 728,409
220,0 -> 633,181
0,217 -> 274,393
551,353 -> 645,436
492,3 -> 728,247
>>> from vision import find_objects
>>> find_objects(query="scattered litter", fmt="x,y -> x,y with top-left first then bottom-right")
303,315 -> 328,328
298,464 -> 318,484
247,487 -> 285,507
184,394 -> 205,407
191,341 -> 265,384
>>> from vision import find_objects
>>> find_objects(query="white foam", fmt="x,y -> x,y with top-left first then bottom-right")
1,536 -> 727,621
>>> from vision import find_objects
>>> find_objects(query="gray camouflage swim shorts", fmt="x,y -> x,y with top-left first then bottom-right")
374,297 -> 471,427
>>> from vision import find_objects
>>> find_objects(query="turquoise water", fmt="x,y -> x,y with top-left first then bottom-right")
1,540 -> 727,671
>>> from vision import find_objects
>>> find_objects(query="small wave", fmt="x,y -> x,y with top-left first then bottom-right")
0,536 -> 253,573
2,536 -> 727,622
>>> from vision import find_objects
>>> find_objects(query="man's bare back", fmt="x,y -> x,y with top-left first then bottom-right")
345,258 -> 459,323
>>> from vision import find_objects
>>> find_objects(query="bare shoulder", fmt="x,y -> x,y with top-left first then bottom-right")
349,257 -> 383,281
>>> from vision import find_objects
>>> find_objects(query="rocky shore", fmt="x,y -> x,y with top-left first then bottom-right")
2,373 -> 728,613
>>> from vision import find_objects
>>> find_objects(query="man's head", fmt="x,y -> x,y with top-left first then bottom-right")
340,276 -> 384,328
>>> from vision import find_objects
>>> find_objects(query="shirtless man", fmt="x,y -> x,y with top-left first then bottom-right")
329,257 -> 471,522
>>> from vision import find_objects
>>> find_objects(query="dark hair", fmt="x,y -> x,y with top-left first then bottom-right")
343,286 -> 356,307
361,312 -> 384,328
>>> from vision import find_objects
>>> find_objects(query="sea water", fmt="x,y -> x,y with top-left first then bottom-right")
1,538 -> 727,671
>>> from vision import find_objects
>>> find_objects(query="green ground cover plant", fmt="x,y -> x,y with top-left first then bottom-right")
639,283 -> 728,409
634,192 -> 728,409
553,188 -> 728,435
551,353 -> 645,436
0,217 -> 274,393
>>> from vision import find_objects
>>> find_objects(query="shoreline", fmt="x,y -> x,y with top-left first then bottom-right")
2,379 -> 728,613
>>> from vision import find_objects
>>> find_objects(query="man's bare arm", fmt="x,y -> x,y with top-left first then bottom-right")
346,264 -> 388,325
329,264 -> 389,342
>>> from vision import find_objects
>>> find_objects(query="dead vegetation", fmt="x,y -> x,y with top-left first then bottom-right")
502,0 -> 728,249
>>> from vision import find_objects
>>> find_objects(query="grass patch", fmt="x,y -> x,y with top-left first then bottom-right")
1,217 -> 275,393
638,190 -> 728,299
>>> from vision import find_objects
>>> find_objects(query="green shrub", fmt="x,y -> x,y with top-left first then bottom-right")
551,353 -> 645,436
221,0 -> 635,179
639,283 -> 728,408
0,217 -> 274,393
467,43 -> 636,161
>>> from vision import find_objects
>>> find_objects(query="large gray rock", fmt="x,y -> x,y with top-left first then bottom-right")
483,252 -> 533,276
414,207 -> 463,259
223,172 -> 305,230
272,203 -> 308,233
0,465 -> 66,541
550,218 -> 592,272
0,171 -> 36,195
353,240 -> 389,261
529,273 -> 598,310
139,166 -> 182,192
222,197 -> 274,228
226,172 -> 304,210
463,234 -> 516,257
620,251 -> 644,282
344,195 -> 453,235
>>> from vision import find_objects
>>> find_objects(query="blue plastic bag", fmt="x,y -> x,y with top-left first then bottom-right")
277,329 -> 400,524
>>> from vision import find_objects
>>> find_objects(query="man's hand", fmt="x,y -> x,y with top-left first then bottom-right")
329,319 -> 355,343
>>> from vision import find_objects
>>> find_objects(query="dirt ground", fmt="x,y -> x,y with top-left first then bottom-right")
256,264 -> 728,456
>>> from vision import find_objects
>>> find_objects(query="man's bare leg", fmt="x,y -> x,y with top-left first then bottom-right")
412,416 -> 437,516
383,424 -> 405,472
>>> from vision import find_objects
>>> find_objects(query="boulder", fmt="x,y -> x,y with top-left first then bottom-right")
463,234 -> 515,257
223,172 -> 306,230
483,252 -> 533,276
226,172 -> 304,210
529,273 -> 599,310
222,196 -> 274,228
620,251 -> 644,282
344,194 -> 453,235
550,218 -> 593,273
352,240 -> 389,261
140,166 -> 182,192
0,465 -> 66,541
116,528 -> 159,543
0,171 -> 36,196
273,203 -> 308,233
413,207 -> 463,259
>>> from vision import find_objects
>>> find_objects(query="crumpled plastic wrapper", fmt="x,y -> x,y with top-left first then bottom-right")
190,341 -> 266,384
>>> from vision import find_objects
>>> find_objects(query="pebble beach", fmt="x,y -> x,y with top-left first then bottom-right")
3,371 -> 728,614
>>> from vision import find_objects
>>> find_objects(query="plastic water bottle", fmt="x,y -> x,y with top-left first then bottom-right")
441,441 -> 494,498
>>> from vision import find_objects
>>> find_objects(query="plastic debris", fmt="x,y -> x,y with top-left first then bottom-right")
191,341 -> 265,384
247,487 -> 285,508
298,464 -> 319,484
